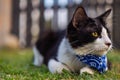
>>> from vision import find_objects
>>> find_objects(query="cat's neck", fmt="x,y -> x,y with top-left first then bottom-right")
59,37 -> 75,54
57,37 -> 85,71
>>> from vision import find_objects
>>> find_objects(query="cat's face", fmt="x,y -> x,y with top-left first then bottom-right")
67,6 -> 112,56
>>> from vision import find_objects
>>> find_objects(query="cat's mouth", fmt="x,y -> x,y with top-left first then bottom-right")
96,49 -> 107,54
93,47 -> 111,56
96,48 -> 108,52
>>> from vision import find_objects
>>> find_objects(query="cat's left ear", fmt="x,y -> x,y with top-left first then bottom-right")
97,9 -> 112,22
72,6 -> 88,28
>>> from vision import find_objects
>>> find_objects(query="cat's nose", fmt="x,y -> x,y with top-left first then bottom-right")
105,43 -> 111,47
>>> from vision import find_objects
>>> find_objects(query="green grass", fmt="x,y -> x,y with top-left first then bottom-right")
0,48 -> 120,80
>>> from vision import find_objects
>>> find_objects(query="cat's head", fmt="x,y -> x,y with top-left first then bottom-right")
67,6 -> 112,56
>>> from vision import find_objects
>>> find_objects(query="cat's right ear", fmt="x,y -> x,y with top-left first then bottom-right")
72,6 -> 88,28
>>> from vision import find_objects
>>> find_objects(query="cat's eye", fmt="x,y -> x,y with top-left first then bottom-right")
92,32 -> 98,37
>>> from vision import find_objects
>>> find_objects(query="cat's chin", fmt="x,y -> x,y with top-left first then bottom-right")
94,47 -> 112,56
93,50 -> 108,56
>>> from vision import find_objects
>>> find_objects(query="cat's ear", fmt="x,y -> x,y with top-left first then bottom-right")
72,6 -> 88,28
97,9 -> 111,22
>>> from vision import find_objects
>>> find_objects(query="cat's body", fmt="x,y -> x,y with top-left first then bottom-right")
33,6 -> 112,74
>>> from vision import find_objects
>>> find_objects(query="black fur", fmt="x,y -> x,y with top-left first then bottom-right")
35,30 -> 66,65
35,6 -> 112,68
67,19 -> 102,48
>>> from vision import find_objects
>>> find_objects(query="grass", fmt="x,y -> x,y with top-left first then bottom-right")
0,48 -> 120,80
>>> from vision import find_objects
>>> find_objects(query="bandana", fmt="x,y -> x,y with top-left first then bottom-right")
76,54 -> 108,73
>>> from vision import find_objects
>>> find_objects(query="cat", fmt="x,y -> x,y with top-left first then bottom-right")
33,6 -> 112,74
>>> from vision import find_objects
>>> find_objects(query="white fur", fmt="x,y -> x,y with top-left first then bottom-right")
34,27 -> 111,74
93,27 -> 112,55
48,27 -> 112,74
48,59 -> 70,74
33,46 -> 44,66
80,66 -> 94,74
49,38 -> 86,73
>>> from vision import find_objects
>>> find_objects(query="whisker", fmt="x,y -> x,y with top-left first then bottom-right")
109,47 -> 114,53
77,45 -> 92,51
71,57 -> 80,69
77,48 -> 95,55
112,43 -> 120,49
70,40 -> 79,44
112,45 -> 117,48
84,48 -> 95,54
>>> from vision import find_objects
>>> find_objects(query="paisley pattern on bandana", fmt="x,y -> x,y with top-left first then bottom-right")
76,54 -> 108,73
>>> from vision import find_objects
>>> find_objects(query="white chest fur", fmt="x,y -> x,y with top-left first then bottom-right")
57,38 -> 85,72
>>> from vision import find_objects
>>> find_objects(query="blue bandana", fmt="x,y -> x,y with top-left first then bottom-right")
76,54 -> 108,73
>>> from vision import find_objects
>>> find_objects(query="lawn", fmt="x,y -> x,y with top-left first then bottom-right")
0,48 -> 120,80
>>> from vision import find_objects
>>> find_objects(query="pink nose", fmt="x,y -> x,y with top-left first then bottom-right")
105,43 -> 111,47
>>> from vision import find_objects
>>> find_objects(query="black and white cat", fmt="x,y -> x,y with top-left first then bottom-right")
33,6 -> 112,74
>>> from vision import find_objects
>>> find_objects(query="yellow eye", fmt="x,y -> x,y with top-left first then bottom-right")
92,32 -> 98,37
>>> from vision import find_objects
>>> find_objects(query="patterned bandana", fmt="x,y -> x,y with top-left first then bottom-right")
76,54 -> 108,73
